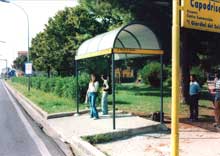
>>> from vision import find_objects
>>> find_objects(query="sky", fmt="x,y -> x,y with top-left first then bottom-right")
0,0 -> 78,71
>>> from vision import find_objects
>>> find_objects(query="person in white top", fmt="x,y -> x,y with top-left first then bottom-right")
87,74 -> 99,119
101,75 -> 109,115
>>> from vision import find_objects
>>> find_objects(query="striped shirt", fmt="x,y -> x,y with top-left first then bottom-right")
215,80 -> 220,100
216,80 -> 220,93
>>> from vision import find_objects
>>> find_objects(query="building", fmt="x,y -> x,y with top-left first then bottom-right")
17,51 -> 28,57
115,67 -> 134,83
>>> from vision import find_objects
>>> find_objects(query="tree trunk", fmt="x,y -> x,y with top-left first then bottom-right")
180,29 -> 190,104
47,67 -> 51,78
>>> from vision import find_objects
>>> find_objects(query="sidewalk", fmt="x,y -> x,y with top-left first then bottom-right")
48,112 -> 220,156
48,113 -> 164,139
96,123 -> 220,156
47,112 -> 167,156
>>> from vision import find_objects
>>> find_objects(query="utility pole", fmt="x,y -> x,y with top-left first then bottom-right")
171,0 -> 180,156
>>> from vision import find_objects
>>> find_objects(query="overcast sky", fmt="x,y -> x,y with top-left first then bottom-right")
0,0 -> 78,71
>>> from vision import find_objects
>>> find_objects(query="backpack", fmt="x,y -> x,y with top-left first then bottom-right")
103,85 -> 112,95
151,111 -> 164,122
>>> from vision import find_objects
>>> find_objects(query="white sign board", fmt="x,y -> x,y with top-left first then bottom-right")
25,63 -> 32,75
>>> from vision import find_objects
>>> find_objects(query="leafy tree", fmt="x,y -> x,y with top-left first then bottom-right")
30,6 -> 107,76
13,55 -> 27,72
79,0 -> 133,30
30,32 -> 55,77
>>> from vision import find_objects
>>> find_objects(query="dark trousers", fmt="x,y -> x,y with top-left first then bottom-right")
189,94 -> 199,120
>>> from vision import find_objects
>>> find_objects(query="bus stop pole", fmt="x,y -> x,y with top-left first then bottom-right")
111,53 -> 116,130
160,55 -> 164,124
171,0 -> 180,155
75,60 -> 79,114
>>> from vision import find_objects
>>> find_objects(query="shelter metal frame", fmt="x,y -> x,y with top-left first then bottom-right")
75,23 -> 164,129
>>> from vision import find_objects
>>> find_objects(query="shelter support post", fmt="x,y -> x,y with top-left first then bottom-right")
75,60 -> 79,114
111,53 -> 116,130
160,55 -> 164,124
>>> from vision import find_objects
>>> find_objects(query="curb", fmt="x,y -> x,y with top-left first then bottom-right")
4,82 -> 74,156
47,109 -> 91,119
81,123 -> 169,144
70,137 -> 107,156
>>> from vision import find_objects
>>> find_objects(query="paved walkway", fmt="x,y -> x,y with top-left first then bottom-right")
96,123 -> 220,156
48,111 -> 220,156
48,112 -> 161,141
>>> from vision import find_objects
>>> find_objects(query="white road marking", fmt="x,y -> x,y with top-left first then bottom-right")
2,82 -> 52,156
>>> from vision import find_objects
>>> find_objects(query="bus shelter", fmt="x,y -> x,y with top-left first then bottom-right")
75,23 -> 164,129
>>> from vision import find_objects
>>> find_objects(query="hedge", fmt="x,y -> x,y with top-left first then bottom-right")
11,73 -> 90,102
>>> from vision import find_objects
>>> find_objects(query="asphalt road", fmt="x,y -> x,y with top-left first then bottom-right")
0,80 -> 66,156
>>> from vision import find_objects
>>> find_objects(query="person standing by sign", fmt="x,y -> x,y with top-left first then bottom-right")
101,75 -> 109,115
189,74 -> 200,122
87,74 -> 99,119
214,73 -> 220,129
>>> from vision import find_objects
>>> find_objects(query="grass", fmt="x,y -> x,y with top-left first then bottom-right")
112,83 -> 171,114
82,134 -> 113,144
111,83 -> 212,117
7,81 -> 86,114
8,80 -> 213,117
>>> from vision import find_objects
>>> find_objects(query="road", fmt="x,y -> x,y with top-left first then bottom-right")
0,80 -> 66,156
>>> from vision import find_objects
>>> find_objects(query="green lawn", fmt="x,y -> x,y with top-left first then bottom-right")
111,83 -> 212,117
8,80 -> 212,117
111,83 -> 171,114
7,81 -> 86,114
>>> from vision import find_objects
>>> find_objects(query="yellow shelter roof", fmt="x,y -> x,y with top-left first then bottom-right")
76,23 -> 163,60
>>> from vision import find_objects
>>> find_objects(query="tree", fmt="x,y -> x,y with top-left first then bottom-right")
13,55 -> 27,72
30,6 -> 107,76
79,0 -> 133,30
30,32 -> 55,77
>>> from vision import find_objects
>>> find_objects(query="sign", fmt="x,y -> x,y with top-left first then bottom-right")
181,0 -> 220,32
25,63 -> 32,75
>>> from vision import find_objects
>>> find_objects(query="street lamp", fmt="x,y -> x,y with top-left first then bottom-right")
0,0 -> 31,91
0,41 -> 8,78
0,58 -> 8,79
0,40 -> 6,43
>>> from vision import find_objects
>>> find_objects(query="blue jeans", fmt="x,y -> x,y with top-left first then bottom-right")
101,92 -> 108,114
88,92 -> 99,118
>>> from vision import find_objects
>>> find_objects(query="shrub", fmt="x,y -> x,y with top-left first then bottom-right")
78,72 -> 90,102
31,77 -> 42,89
40,77 -> 50,92
54,77 -> 65,97
140,62 -> 161,87
190,66 -> 206,86
11,73 -> 90,103
47,77 -> 57,92
62,77 -> 75,99
164,65 -> 171,87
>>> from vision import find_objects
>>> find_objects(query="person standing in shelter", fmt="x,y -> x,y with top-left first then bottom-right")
101,75 -> 109,115
87,74 -> 99,119
189,74 -> 200,122
214,73 -> 220,129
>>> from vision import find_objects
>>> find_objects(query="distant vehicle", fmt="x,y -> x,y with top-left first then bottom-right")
8,70 -> 16,78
